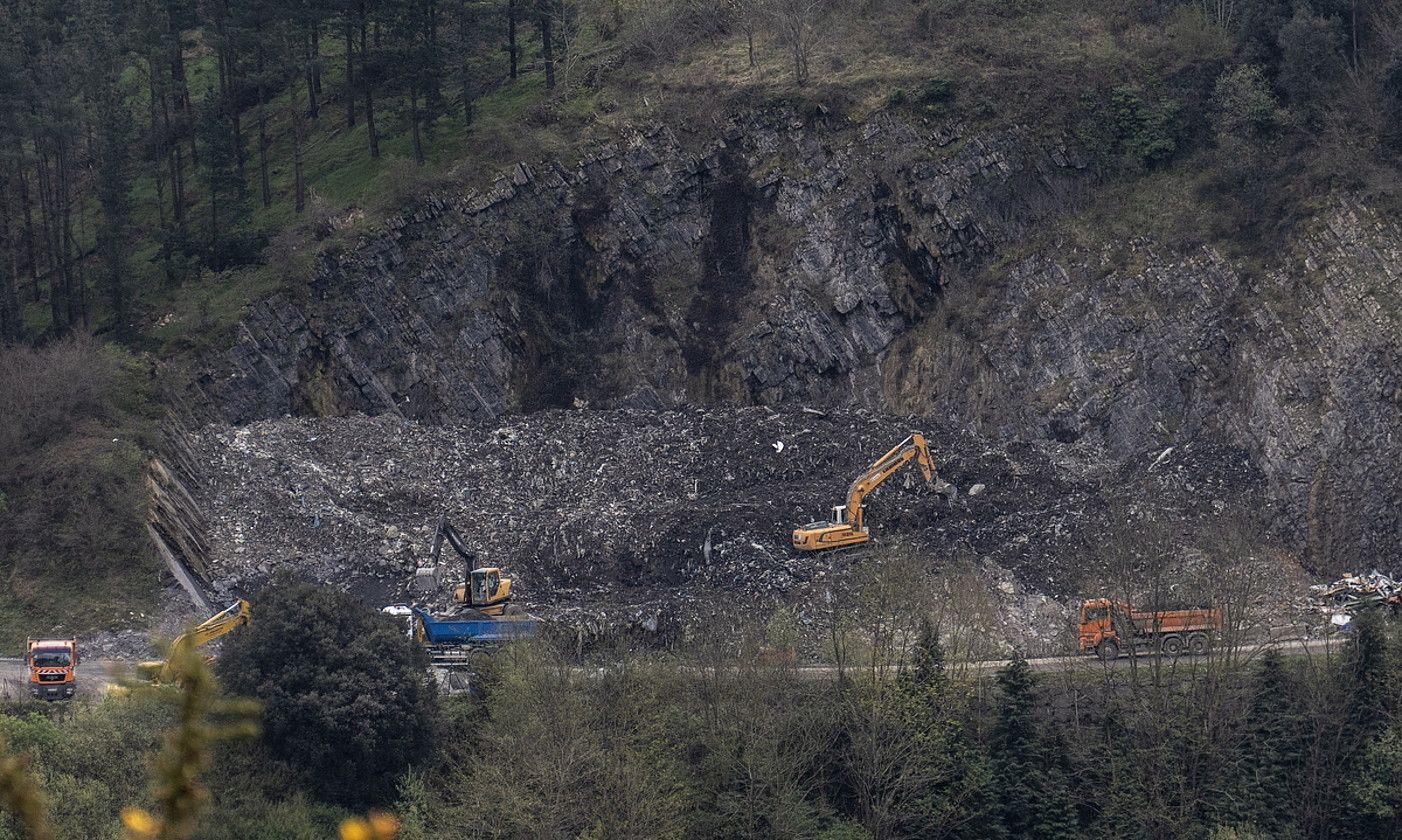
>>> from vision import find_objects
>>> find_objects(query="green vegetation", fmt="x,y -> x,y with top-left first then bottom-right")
3,594 -> 1402,839
216,575 -> 437,808
0,338 -> 161,651
1,0 -> 1398,351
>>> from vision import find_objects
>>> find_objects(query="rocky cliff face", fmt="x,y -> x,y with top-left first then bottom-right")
193,111 -> 1088,423
884,200 -> 1402,574
187,106 -> 1402,577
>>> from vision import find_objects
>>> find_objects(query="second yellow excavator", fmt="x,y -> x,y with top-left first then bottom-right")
135,599 -> 251,685
420,514 -> 517,616
792,432 -> 946,551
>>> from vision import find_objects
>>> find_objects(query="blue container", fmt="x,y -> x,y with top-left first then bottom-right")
412,607 -> 540,645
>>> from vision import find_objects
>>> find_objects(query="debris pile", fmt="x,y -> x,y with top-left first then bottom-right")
1310,571 -> 1402,616
183,407 -> 1282,652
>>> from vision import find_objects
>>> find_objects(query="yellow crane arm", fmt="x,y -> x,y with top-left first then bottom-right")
152,600 -> 251,684
843,433 -> 935,530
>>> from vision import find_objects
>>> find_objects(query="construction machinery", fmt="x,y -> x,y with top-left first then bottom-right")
413,515 -> 518,616
792,432 -> 946,551
381,605 -> 539,665
25,638 -> 78,701
136,599 -> 251,684
1077,598 -> 1223,660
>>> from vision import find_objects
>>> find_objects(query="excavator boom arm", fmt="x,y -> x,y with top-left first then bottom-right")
158,600 -> 251,683
843,434 -> 935,526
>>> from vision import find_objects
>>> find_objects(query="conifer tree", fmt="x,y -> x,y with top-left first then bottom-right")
196,88 -> 245,270
1228,649 -> 1305,838
86,0 -> 135,338
893,618 -> 995,839
988,655 -> 1078,839
1335,613 -> 1398,840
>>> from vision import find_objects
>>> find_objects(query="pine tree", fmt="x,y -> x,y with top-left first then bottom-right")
1335,613 -> 1397,840
196,87 -> 245,270
1227,649 -> 1305,838
86,0 -> 135,338
893,619 -> 996,839
988,656 -> 1078,839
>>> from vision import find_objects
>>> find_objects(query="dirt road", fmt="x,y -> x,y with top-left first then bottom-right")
0,637 -> 1344,704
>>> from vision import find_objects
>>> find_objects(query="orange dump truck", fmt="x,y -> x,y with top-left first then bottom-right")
1077,598 -> 1223,660
26,638 -> 78,700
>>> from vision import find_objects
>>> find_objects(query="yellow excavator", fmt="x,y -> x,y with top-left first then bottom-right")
421,515 -> 516,616
792,432 -> 946,551
135,599 -> 251,684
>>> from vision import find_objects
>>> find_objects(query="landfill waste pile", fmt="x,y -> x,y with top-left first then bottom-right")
183,407 -> 1290,654
1311,571 -> 1402,626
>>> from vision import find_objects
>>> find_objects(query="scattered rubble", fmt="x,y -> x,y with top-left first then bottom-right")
180,407 -> 1293,653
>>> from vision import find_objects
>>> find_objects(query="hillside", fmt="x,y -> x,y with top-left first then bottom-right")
6,0 -> 1402,643
8,3 -> 1402,839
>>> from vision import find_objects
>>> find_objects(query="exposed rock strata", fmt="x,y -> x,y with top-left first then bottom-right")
186,106 -> 1402,576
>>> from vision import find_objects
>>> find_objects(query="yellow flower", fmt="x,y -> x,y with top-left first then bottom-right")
120,807 -> 159,838
368,812 -> 400,838
339,818 -> 372,840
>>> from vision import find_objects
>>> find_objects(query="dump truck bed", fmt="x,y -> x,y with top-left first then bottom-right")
412,607 -> 540,645
1127,608 -> 1222,635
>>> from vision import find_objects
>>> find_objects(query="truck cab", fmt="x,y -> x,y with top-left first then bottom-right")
26,638 -> 78,701
1077,598 -> 1121,656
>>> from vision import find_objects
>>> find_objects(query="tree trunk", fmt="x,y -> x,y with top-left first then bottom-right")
312,26 -> 323,94
160,88 -> 186,226
147,62 -> 169,230
540,11 -> 555,89
293,81 -> 307,213
172,42 -> 197,167
14,151 -> 37,301
57,141 -> 84,329
361,23 -> 379,158
230,104 -> 245,181
508,0 -> 519,79
344,22 -> 357,127
0,179 -> 17,340
305,33 -> 320,119
410,90 -> 425,165
258,101 -> 271,208
34,149 -> 64,331
294,133 -> 305,214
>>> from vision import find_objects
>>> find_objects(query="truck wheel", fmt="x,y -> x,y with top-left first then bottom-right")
1161,635 -> 1185,657
1097,640 -> 1120,661
1188,633 -> 1209,655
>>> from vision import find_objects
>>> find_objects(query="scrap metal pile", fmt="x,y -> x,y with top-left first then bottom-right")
183,407 -> 1279,651
1311,570 -> 1402,620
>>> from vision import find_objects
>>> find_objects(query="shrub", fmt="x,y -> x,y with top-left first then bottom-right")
0,338 -> 156,625
1077,84 -> 1182,170
1276,4 -> 1344,112
216,575 -> 436,807
919,77 -> 954,105
1211,64 -> 1284,178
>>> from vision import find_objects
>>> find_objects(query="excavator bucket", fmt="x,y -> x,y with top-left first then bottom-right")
411,566 -> 442,595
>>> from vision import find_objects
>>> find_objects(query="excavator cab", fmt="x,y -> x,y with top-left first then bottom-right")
792,507 -> 868,550
453,567 -> 514,616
